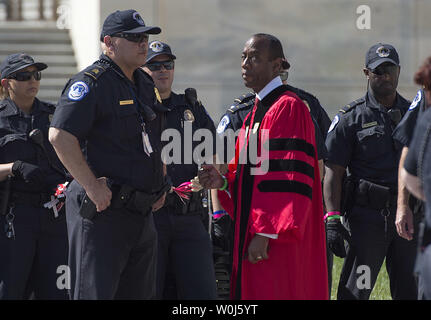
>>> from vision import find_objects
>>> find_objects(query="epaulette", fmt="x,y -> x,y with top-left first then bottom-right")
228,92 -> 255,113
339,98 -> 364,114
83,65 -> 107,81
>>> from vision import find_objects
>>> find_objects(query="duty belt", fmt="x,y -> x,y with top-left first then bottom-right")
110,181 -> 171,215
353,179 -> 397,210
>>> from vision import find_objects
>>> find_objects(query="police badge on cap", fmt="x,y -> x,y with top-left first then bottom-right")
365,43 -> 400,70
376,46 -> 390,58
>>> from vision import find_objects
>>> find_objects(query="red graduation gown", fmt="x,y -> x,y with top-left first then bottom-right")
218,85 -> 328,300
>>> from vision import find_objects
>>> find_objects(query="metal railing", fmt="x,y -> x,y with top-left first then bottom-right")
1,0 -> 60,21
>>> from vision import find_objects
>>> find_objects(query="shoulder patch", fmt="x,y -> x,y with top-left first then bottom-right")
217,115 -> 230,134
84,65 -> 106,81
409,90 -> 422,110
68,81 -> 89,101
328,115 -> 339,133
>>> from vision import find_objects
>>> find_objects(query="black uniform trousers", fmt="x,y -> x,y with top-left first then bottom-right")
337,205 -> 419,300
66,181 -> 157,300
154,206 -> 217,300
0,203 -> 68,299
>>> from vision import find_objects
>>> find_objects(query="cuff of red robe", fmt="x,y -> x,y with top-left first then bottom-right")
256,233 -> 278,239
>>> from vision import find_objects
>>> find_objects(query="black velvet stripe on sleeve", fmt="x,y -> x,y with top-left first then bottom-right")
265,159 -> 314,179
268,138 -> 315,157
257,180 -> 313,199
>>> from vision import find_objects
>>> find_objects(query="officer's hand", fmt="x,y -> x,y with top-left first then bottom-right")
198,164 -> 224,189
152,192 -> 166,212
85,177 -> 112,212
247,234 -> 269,264
12,160 -> 44,185
326,218 -> 351,258
395,205 -> 414,241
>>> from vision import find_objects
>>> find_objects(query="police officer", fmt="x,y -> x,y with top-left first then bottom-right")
0,53 -> 69,299
142,40 -> 217,300
49,10 -> 168,300
400,56 -> 431,299
393,58 -> 430,242
402,106 -> 431,300
324,43 -> 417,300
211,62 -> 332,297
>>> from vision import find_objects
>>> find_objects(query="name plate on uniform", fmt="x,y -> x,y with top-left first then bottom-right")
362,121 -> 377,129
119,100 -> 134,106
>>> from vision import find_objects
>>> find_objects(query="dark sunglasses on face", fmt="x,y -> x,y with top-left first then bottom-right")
111,32 -> 149,43
370,64 -> 398,76
8,70 -> 42,81
145,61 -> 175,71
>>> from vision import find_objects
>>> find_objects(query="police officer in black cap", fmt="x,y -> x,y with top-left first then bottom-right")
49,9 -> 168,300
211,58 -> 332,298
0,53 -> 69,299
324,43 -> 418,299
142,40 -> 217,299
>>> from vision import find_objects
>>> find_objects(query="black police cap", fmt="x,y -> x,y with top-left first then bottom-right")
100,9 -> 161,41
0,53 -> 47,79
366,43 -> 400,70
146,41 -> 176,63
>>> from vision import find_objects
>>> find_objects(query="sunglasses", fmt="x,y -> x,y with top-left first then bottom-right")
145,61 -> 175,71
111,33 -> 149,43
8,70 -> 42,81
370,64 -> 398,76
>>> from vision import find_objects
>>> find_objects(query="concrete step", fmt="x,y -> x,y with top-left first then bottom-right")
0,32 -> 71,43
0,54 -> 76,66
0,43 -> 73,54
0,21 -> 77,104
0,21 -> 58,29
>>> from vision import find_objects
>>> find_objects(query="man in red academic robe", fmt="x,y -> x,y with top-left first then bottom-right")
199,34 -> 328,300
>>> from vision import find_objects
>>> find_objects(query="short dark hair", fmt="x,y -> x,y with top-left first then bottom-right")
252,33 -> 289,68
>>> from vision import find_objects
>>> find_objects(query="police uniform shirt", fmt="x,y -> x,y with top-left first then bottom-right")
404,107 -> 431,228
162,92 -> 217,187
217,86 -> 329,161
393,89 -> 427,149
50,54 -> 164,192
0,97 -> 64,192
326,90 -> 410,186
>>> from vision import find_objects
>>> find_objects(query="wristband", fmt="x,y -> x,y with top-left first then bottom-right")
218,175 -> 228,191
213,210 -> 227,219
323,211 -> 340,221
326,215 -> 340,221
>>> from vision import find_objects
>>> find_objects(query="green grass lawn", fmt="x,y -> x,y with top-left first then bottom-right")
330,256 -> 391,300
